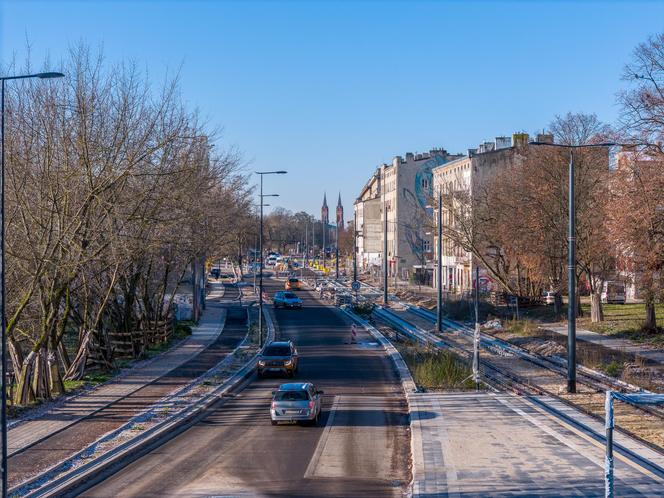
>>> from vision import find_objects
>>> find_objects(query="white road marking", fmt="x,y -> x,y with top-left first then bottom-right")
304,395 -> 339,479
492,393 -> 605,468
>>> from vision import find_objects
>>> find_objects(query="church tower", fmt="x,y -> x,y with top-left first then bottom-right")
321,193 -> 329,226
336,193 -> 344,229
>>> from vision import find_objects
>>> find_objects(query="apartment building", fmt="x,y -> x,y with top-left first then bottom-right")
431,133 -> 536,293
354,148 -> 462,280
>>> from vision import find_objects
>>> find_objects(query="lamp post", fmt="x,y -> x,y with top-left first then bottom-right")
529,140 -> 617,393
353,214 -> 357,282
335,222 -> 339,279
436,189 -> 443,333
383,202 -> 388,305
255,170 -> 287,348
1,70 -> 65,498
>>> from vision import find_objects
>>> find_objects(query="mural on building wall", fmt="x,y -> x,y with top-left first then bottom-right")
402,154 -> 451,256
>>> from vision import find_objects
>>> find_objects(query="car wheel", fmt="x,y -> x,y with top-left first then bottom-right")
271,419 -> 278,426
257,370 -> 263,379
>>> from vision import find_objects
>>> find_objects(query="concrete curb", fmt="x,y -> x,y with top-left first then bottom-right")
16,304 -> 276,498
337,306 -> 419,498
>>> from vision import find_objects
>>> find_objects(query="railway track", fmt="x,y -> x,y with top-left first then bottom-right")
372,303 -> 664,454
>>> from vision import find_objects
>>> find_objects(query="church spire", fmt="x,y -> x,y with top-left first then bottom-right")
336,192 -> 344,229
321,192 -> 329,225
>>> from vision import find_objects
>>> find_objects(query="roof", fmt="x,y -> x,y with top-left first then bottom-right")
278,382 -> 310,391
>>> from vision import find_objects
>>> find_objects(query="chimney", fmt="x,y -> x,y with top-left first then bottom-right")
536,133 -> 554,144
512,132 -> 529,148
495,136 -> 512,150
405,152 -> 414,160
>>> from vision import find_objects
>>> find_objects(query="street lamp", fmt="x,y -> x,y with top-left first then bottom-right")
255,170 -> 287,348
529,140 -> 616,393
335,222 -> 339,279
1,70 -> 65,497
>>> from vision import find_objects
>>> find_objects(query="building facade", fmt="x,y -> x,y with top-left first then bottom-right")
354,148 -> 463,280
431,132 -> 542,293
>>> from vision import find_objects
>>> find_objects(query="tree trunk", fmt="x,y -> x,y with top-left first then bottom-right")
65,329 -> 92,380
48,350 -> 65,396
645,296 -> 657,330
554,293 -> 563,316
14,352 -> 36,405
590,292 -> 604,323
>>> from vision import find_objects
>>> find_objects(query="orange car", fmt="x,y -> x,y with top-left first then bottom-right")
285,277 -> 301,290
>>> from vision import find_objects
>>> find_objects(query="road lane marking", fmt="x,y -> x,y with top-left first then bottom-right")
304,395 -> 339,479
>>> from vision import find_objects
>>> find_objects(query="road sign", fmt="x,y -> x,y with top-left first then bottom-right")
351,280 -> 360,291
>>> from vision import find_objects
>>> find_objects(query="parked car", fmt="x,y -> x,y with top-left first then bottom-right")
273,291 -> 302,309
270,382 -> 323,426
285,277 -> 302,291
601,281 -> 626,304
258,340 -> 298,378
543,291 -> 556,305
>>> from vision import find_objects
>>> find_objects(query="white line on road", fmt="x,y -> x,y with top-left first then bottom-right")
304,395 -> 339,479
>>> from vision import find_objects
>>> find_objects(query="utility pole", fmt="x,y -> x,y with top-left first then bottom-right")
259,176 -> 264,347
335,222 -> 339,279
353,213 -> 358,282
312,220 -> 316,267
303,222 -> 308,277
255,170 -> 287,348
436,189 -> 443,332
528,140 -> 624,394
473,265 -> 480,390
322,219 -> 326,270
567,150 -> 577,393
383,202 -> 388,306
192,258 -> 199,322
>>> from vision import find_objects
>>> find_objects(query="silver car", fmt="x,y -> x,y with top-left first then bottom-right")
270,382 -> 323,426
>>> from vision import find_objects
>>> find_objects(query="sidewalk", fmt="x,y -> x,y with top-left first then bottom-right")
542,324 -> 664,366
410,392 -> 664,497
8,281 -> 229,456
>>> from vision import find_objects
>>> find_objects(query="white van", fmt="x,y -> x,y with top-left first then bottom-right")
601,281 -> 626,304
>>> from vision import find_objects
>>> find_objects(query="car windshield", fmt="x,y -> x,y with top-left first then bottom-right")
284,292 -> 297,299
274,390 -> 309,401
263,346 -> 291,356
289,278 -> 299,283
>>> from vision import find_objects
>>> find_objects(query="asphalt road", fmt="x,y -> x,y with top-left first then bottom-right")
82,275 -> 411,497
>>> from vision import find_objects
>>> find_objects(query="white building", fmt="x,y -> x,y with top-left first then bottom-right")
354,148 -> 462,281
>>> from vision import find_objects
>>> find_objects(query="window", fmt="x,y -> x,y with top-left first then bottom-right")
423,240 -> 431,252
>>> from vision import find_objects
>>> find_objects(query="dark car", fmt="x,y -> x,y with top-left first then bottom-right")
257,340 -> 299,378
209,268 -> 220,279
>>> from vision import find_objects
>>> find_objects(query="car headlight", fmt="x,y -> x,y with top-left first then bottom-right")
284,360 -> 292,366
258,360 -> 266,366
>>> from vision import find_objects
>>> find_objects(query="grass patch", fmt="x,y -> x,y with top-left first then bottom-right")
397,342 -> 475,391
601,360 -> 622,377
577,303 -> 664,346
502,318 -> 539,337
63,380 -> 85,392
174,320 -> 195,339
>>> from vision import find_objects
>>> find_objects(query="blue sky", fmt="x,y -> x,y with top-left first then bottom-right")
2,0 -> 663,216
